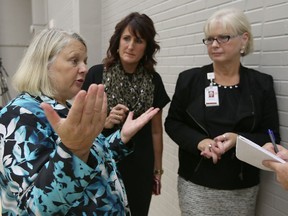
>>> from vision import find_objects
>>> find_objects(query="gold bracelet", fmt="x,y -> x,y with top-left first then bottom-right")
154,169 -> 164,175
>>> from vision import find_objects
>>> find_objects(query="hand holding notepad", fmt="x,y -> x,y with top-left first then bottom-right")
236,135 -> 286,171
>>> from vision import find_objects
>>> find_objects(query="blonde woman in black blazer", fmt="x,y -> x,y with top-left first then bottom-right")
165,8 -> 280,216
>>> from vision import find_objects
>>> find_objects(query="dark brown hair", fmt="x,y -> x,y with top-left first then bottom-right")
103,12 -> 160,72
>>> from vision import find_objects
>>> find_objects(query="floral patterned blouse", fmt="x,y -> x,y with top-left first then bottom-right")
0,93 -> 131,216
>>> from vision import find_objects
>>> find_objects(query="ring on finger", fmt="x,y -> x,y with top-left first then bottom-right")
208,144 -> 212,152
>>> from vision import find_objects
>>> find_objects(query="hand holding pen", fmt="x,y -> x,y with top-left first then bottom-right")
268,129 -> 279,153
263,142 -> 288,161
262,141 -> 288,190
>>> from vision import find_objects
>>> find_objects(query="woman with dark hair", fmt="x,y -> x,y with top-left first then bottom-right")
83,12 -> 170,216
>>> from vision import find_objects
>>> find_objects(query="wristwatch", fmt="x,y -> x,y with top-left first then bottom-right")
154,169 -> 164,175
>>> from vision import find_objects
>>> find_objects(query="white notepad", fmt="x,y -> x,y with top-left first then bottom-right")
236,135 -> 286,171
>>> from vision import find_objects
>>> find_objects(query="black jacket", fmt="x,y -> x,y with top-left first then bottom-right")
165,64 -> 280,189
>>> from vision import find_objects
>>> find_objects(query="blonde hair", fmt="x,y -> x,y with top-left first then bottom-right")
203,8 -> 254,56
13,28 -> 86,97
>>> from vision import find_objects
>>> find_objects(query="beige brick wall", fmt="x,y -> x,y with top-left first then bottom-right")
98,1 -> 288,215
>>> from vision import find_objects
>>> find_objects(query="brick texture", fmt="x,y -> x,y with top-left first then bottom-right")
99,1 -> 288,216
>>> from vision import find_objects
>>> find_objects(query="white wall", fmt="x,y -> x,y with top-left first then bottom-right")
79,0 -> 102,67
98,1 -> 288,216
45,0 -> 102,67
0,0 -> 32,104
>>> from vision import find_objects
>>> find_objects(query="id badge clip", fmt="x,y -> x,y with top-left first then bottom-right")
205,72 -> 219,107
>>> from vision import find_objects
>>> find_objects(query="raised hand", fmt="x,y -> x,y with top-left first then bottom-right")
120,107 -> 160,144
41,84 -> 107,162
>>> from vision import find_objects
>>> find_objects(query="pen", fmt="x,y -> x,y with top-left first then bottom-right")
268,129 -> 279,153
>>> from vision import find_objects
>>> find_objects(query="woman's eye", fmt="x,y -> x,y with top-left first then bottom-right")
219,35 -> 229,40
136,38 -> 143,43
71,59 -> 78,65
207,38 -> 214,42
123,36 -> 131,42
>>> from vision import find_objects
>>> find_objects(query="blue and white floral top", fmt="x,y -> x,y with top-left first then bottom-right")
0,93 -> 131,216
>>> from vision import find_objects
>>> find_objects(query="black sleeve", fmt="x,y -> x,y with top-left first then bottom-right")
82,64 -> 104,90
164,70 -> 208,155
152,72 -> 170,109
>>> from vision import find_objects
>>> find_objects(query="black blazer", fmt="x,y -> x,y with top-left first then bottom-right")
165,64 -> 280,189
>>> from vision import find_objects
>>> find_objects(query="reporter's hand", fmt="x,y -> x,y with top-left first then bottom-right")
262,160 -> 288,190
263,143 -> 288,160
120,107 -> 159,144
41,84 -> 107,162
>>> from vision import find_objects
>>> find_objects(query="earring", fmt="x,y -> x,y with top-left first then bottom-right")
240,47 -> 245,54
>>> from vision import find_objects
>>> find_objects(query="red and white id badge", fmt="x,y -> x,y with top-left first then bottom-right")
205,86 -> 219,107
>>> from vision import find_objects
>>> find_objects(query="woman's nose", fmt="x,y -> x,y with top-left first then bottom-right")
128,41 -> 135,49
211,39 -> 220,47
79,62 -> 88,73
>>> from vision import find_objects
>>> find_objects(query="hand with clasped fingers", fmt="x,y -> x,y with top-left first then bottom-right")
199,132 -> 238,164
262,143 -> 288,190
105,104 -> 129,129
41,84 -> 159,163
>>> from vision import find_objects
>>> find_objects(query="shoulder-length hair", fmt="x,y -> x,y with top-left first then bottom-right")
203,7 -> 254,56
13,28 -> 86,97
103,12 -> 160,72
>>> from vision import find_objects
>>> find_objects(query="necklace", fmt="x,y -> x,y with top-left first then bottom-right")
212,81 -> 239,89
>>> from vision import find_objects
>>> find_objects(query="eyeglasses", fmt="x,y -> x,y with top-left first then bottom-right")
202,35 -> 238,45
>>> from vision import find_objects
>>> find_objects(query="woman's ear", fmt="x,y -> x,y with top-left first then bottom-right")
241,32 -> 249,46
